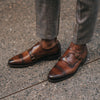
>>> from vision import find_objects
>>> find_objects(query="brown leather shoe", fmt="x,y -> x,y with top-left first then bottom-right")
8,40 -> 61,68
48,42 -> 88,83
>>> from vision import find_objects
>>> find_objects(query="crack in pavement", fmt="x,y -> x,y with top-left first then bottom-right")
0,57 -> 100,100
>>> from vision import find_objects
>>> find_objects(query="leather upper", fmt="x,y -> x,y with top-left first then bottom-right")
8,40 -> 61,66
48,42 -> 88,80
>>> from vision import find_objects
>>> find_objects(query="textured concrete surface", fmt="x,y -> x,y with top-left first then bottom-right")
3,60 -> 100,100
0,0 -> 100,99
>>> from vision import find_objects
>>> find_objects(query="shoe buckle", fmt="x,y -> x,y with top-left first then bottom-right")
31,54 -> 36,61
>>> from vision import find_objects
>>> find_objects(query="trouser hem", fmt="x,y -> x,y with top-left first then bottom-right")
36,34 -> 58,40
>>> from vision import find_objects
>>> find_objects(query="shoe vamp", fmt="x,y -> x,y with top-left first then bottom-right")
64,54 -> 78,67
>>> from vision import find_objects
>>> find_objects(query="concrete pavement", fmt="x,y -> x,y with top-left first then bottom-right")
0,0 -> 100,100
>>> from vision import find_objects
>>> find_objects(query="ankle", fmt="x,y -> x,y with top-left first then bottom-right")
72,42 -> 86,46
41,38 -> 57,49
71,42 -> 86,50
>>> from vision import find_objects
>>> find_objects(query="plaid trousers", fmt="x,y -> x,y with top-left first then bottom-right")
35,0 -> 98,44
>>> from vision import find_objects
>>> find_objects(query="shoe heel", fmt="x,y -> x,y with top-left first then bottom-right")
44,41 -> 61,61
46,52 -> 61,61
81,56 -> 87,65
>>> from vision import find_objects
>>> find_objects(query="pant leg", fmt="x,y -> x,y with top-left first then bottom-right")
73,0 -> 99,44
35,0 -> 60,39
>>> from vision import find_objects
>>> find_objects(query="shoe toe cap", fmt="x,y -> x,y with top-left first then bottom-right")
8,55 -> 21,65
48,69 -> 63,80
8,58 -> 16,65
8,58 -> 13,64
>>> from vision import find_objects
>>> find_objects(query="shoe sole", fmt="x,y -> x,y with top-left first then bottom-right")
48,56 -> 87,83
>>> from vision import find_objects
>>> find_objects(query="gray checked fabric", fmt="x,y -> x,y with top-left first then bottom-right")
35,0 -> 99,44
